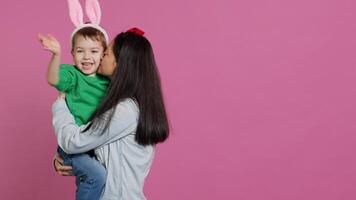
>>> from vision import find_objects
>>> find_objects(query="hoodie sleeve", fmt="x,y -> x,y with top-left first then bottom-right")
52,98 -> 138,154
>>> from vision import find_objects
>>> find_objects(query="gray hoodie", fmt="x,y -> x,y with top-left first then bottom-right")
52,98 -> 155,200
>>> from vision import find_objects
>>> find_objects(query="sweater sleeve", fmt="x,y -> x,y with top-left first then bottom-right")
52,98 -> 138,154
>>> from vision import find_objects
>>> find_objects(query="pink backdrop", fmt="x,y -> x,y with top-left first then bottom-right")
1,0 -> 356,199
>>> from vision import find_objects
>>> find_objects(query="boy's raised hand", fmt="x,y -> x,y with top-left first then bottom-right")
38,33 -> 61,56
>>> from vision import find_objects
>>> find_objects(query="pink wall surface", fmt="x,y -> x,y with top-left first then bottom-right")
1,0 -> 356,199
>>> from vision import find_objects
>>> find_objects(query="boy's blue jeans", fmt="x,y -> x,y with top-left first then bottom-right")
58,147 -> 106,200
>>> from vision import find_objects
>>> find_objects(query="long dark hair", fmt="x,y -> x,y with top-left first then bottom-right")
83,31 -> 169,146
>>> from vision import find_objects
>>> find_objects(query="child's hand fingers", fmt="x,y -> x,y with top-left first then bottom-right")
37,33 -> 45,41
41,41 -> 55,51
47,34 -> 57,42
38,34 -> 47,46
38,33 -> 60,54
38,34 -> 51,49
38,34 -> 51,43
43,47 -> 51,51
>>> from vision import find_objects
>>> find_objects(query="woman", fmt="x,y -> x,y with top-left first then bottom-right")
52,28 -> 169,200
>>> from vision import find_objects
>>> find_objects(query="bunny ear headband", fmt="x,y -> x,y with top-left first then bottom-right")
68,0 -> 109,47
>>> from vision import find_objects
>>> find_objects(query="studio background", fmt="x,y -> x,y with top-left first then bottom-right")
1,0 -> 356,199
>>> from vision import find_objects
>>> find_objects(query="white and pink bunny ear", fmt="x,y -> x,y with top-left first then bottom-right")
67,0 -> 84,27
68,0 -> 109,47
85,0 -> 102,24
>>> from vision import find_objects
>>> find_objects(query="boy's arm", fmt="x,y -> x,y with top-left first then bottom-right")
47,53 -> 61,85
38,33 -> 61,86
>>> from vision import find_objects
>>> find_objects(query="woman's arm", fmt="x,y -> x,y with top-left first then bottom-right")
52,98 -> 138,154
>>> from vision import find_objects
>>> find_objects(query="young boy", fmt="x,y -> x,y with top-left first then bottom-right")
38,25 -> 109,200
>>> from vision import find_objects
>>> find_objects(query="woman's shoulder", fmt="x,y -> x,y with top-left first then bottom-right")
114,98 -> 139,118
120,98 -> 138,109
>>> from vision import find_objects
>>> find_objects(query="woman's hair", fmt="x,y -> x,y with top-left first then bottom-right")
72,26 -> 107,50
83,31 -> 169,146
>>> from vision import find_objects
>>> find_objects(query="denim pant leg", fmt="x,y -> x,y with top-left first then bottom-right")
57,147 -> 107,200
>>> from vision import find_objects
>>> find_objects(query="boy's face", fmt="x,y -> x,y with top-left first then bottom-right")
71,35 -> 104,76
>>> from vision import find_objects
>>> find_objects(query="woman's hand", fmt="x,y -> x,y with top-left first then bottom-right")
53,154 -> 73,176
